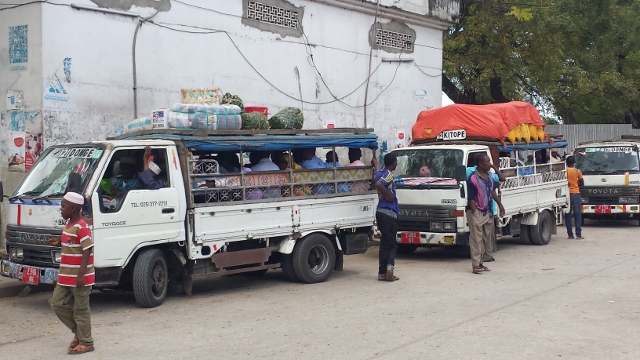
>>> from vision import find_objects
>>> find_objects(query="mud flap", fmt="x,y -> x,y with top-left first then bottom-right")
334,250 -> 344,271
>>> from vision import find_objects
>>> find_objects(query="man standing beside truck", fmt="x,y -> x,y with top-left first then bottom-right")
565,156 -> 585,239
375,153 -> 400,282
467,154 -> 505,274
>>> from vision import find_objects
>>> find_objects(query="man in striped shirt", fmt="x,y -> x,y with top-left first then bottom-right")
48,192 -> 95,355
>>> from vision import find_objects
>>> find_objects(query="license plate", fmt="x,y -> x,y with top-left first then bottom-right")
400,232 -> 420,244
22,266 -> 40,285
595,205 -> 611,214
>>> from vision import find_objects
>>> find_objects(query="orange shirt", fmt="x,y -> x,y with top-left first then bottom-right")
567,167 -> 583,194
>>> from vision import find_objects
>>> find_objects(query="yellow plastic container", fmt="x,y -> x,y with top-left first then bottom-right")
529,124 -> 539,141
520,123 -> 531,144
507,129 -> 516,144
537,126 -> 545,141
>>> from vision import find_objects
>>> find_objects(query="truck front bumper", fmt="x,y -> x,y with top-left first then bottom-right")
581,204 -> 640,215
0,260 -> 59,284
395,231 -> 469,246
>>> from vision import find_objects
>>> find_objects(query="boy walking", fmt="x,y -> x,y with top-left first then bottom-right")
48,192 -> 95,355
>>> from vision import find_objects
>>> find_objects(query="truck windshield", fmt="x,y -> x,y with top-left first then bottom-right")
575,146 -> 640,174
13,146 -> 104,197
393,149 -> 464,179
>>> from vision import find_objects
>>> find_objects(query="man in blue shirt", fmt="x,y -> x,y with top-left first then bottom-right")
375,153 -> 399,282
466,154 -> 505,274
324,151 -> 341,168
466,162 -> 504,262
138,146 -> 165,190
300,148 -> 326,169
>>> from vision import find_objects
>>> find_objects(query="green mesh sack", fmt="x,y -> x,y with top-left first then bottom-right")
268,107 -> 304,129
241,112 -> 270,130
221,93 -> 244,111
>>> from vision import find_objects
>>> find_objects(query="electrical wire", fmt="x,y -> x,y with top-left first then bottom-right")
146,21 -> 388,106
0,0 -> 65,10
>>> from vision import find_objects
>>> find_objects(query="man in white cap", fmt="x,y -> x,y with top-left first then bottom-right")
138,145 -> 165,189
47,192 -> 95,354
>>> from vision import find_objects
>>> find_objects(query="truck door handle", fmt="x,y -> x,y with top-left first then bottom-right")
162,208 -> 175,214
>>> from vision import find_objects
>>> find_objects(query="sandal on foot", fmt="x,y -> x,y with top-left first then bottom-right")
68,336 -> 79,351
68,343 -> 94,355
472,267 -> 483,274
480,265 -> 491,271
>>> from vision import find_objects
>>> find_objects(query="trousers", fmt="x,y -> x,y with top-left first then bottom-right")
49,284 -> 93,345
467,210 -> 495,268
377,211 -> 398,275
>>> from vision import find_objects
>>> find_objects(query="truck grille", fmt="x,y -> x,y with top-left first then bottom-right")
582,197 -> 618,205
397,205 -> 456,233
6,225 -> 61,266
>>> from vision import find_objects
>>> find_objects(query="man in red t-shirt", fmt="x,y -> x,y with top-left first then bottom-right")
48,192 -> 95,355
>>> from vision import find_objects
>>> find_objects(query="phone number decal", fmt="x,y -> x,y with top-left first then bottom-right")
131,200 -> 168,208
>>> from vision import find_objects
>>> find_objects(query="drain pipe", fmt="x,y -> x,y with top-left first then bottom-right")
133,10 -> 160,119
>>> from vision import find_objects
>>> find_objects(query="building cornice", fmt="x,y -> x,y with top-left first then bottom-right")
308,0 -> 456,30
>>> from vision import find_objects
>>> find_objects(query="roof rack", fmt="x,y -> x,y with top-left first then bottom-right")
107,127 -> 374,141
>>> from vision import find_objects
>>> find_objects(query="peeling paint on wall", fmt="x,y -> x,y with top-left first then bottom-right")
43,110 -> 125,146
90,0 -> 171,11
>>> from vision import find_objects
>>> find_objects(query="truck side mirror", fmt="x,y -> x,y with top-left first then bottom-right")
454,165 -> 467,182
0,181 -> 4,202
66,173 -> 82,194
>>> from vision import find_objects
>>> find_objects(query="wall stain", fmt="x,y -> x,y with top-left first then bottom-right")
90,0 -> 171,11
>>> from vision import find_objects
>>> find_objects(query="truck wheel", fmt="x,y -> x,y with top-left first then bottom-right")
530,210 -> 553,245
281,254 -> 299,282
519,225 -> 533,245
133,249 -> 168,308
397,244 -> 418,254
292,234 -> 336,284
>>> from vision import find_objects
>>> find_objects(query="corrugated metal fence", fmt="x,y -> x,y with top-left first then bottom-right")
546,124 -> 640,154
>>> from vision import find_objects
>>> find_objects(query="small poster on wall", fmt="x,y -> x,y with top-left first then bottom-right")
395,129 -> 407,148
24,131 -> 43,172
7,131 -> 26,172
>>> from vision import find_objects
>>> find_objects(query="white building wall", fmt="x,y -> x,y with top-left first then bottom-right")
1,0 -> 458,245
0,1 -> 44,246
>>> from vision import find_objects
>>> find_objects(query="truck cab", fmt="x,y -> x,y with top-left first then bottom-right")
574,137 -> 640,224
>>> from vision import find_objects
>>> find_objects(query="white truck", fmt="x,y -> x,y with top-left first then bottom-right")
0,129 -> 378,307
574,136 -> 640,224
389,138 -> 570,253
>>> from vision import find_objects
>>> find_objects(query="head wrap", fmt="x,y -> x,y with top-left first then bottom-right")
148,161 -> 161,175
63,192 -> 84,205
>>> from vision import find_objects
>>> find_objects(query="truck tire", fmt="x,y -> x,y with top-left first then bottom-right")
530,210 -> 553,246
519,225 -> 533,245
292,234 -> 336,284
397,244 -> 418,254
281,254 -> 299,282
133,249 -> 168,308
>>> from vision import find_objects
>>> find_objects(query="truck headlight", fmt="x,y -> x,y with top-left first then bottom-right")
51,250 -> 61,263
10,247 -> 23,260
430,222 -> 443,230
619,196 -> 639,203
443,222 -> 455,231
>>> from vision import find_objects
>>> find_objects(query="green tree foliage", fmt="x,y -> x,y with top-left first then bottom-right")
443,0 -> 640,125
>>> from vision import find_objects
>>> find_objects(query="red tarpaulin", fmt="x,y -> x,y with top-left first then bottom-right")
412,101 -> 545,142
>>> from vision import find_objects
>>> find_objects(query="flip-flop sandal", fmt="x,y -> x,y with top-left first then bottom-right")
68,336 -> 79,351
480,265 -> 491,272
472,267 -> 483,274
68,344 -> 94,355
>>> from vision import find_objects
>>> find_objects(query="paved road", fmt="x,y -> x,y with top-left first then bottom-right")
1,220 -> 639,360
